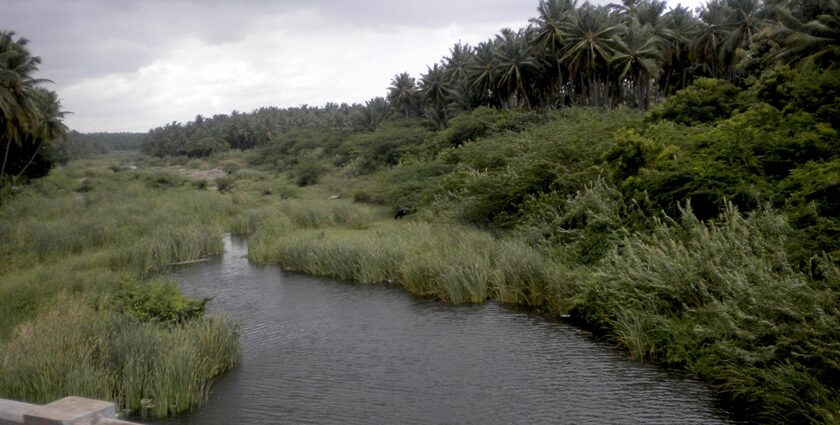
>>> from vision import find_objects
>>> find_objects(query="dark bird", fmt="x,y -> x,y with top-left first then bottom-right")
394,207 -> 412,219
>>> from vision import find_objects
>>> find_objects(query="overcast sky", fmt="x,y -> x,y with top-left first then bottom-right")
1,0 -> 704,133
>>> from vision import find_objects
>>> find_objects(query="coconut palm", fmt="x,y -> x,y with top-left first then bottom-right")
1,31 -> 65,178
776,0 -> 840,65
420,63 -> 449,126
444,42 -> 474,84
14,88 -> 67,177
560,3 -> 623,105
530,0 -> 578,103
612,20 -> 665,109
658,5 -> 698,95
387,72 -> 419,118
719,0 -> 768,79
469,40 -> 500,107
693,0 -> 730,78
494,28 -> 542,108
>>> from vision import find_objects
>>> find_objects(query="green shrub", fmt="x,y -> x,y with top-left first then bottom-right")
214,176 -> 235,192
222,161 -> 240,175
444,107 -> 541,146
573,204 -> 840,423
292,161 -> 329,186
646,78 -> 742,125
101,279 -> 209,325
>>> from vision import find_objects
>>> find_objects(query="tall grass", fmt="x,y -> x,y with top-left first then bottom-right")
249,221 -> 558,305
0,160 -> 242,418
574,204 -> 840,423
0,302 -> 240,418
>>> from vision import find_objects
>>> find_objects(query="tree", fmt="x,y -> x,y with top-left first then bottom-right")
468,40 -> 500,107
1,31 -> 66,180
775,0 -> 840,65
494,28 -> 542,109
530,0 -> 578,103
612,20 -> 664,109
387,72 -> 419,118
719,0 -> 768,79
419,63 -> 449,127
559,4 -> 623,105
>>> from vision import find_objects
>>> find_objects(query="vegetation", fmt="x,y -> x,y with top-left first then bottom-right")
53,131 -> 146,162
2,0 -> 840,423
1,31 -> 67,188
0,159 -> 240,418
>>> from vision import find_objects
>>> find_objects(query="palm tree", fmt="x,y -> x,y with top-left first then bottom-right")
444,42 -> 474,83
494,28 -> 542,109
387,72 -> 419,118
14,88 -> 67,178
693,0 -> 730,78
419,63 -> 449,126
612,20 -> 664,109
1,31 -> 46,177
1,31 -> 67,180
468,40 -> 500,107
719,0 -> 768,79
354,97 -> 391,131
530,0 -> 578,104
658,5 -> 698,95
775,0 -> 840,65
560,3 -> 623,105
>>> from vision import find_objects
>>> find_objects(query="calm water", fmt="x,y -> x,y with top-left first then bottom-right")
153,236 -> 733,425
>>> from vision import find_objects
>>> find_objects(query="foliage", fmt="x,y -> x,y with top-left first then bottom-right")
54,132 -> 145,163
101,279 -> 208,325
0,160 -> 239,417
1,31 -> 67,183
572,204 -> 840,424
645,78 -> 742,125
443,107 -> 542,146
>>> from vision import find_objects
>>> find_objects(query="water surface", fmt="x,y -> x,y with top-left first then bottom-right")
155,236 -> 733,424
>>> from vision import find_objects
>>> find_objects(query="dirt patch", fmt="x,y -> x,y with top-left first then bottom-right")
174,168 -> 226,180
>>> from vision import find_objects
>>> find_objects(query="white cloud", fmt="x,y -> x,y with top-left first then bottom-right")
60,9 -> 523,132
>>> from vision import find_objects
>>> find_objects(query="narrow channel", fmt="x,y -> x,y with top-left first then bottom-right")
154,235 -> 734,424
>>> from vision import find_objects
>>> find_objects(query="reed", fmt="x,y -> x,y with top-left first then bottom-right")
0,303 -> 240,418
0,160 -> 242,418
575,204 -> 840,423
250,221 -> 558,305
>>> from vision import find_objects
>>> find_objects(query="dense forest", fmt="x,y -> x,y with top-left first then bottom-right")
2,0 -> 840,423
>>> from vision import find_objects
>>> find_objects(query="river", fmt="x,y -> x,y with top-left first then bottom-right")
153,235 -> 734,424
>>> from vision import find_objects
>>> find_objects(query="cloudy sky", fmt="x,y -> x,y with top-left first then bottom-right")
2,0 -> 704,133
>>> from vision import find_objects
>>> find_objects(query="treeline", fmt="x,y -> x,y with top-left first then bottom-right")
142,104 -> 379,158
143,0 -> 839,158
54,131 -> 146,162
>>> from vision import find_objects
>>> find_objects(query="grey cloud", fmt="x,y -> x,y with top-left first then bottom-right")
1,0 -> 538,88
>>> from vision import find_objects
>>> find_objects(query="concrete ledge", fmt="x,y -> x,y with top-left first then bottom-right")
0,399 -> 38,425
0,397 -> 138,425
24,397 -> 115,425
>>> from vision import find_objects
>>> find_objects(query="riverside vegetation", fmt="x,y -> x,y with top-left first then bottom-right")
0,157 -> 241,418
2,0 -> 840,423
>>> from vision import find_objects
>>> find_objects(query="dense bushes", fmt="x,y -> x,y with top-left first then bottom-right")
572,205 -> 840,423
